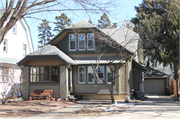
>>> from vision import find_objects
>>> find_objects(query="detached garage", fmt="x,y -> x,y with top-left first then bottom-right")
144,68 -> 170,95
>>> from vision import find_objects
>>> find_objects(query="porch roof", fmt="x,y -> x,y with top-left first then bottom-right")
17,45 -> 76,66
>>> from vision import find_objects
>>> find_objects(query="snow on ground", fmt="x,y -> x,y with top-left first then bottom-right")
87,103 -> 135,112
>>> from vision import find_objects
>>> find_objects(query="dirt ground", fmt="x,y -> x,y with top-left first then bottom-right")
0,100 -> 75,117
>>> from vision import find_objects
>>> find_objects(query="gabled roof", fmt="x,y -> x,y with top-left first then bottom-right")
144,67 -> 170,78
65,20 -> 96,29
100,28 -> 139,54
18,45 -> 76,66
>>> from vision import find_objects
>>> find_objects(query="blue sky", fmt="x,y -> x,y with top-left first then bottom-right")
25,0 -> 142,51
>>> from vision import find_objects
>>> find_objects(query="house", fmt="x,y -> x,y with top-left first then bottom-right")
0,16 -> 34,98
18,20 -> 144,101
144,67 -> 170,95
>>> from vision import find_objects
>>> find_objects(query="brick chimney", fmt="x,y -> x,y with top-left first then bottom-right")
112,23 -> 118,28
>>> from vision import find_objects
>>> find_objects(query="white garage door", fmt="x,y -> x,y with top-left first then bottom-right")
144,79 -> 164,94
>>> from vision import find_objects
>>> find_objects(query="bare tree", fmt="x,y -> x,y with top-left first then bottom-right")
91,27 -> 141,103
0,0 -> 116,44
0,64 -> 24,104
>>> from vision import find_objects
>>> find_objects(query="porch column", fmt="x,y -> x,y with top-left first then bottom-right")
60,66 -> 68,98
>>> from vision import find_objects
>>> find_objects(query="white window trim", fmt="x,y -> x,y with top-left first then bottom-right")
97,66 -> 104,84
106,66 -> 114,84
87,66 -> 95,84
69,34 -> 76,51
78,66 -> 86,84
87,33 -> 95,50
78,34 -> 85,51
12,24 -> 17,34
3,39 -> 8,53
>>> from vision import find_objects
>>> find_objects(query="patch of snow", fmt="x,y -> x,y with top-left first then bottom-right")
111,103 -> 135,106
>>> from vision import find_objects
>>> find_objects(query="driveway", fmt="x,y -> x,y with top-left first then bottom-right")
61,96 -> 180,119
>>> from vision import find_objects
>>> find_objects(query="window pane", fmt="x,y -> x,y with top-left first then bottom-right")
107,66 -> 114,83
97,66 -> 104,83
87,33 -> 94,49
70,41 -> 75,49
70,34 -> 76,50
30,75 -> 39,82
78,67 -> 85,83
79,34 -> 85,50
31,67 -> 39,74
51,66 -> 59,83
88,66 -> 95,83
40,75 -> 49,82
40,67 -> 49,74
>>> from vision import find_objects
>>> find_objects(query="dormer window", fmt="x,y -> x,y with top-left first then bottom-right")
12,24 -> 17,34
69,34 -> 76,51
78,34 -> 85,50
87,33 -> 94,50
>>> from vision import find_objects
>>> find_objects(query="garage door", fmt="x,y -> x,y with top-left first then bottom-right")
144,79 -> 164,94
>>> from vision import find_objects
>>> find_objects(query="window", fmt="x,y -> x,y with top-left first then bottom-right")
87,66 -> 95,84
87,33 -> 94,50
51,66 -> 59,83
23,44 -> 26,56
78,34 -> 85,50
12,24 -> 17,34
78,66 -> 86,84
30,67 -> 39,82
3,39 -> 8,53
106,66 -> 114,84
97,66 -> 104,83
40,67 -> 49,83
0,67 -> 9,83
69,34 -> 76,51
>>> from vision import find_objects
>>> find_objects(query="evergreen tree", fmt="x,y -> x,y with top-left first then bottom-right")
97,13 -> 111,29
54,13 -> 71,33
131,0 -> 179,79
38,19 -> 54,48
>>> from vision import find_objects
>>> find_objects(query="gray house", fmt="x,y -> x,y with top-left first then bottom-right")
18,20 -> 144,101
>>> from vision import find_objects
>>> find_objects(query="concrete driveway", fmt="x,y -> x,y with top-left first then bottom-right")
62,96 -> 180,119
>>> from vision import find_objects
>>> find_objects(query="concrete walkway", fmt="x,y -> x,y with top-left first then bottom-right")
1,96 -> 179,119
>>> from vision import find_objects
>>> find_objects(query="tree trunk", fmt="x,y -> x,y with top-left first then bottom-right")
110,84 -> 115,103
174,64 -> 179,80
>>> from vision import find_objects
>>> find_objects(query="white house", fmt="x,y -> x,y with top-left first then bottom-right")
0,18 -> 34,98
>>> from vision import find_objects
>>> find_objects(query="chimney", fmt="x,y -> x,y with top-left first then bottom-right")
112,23 -> 118,28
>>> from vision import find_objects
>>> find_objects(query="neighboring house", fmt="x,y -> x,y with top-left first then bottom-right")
18,20 -> 144,101
0,17 -> 34,98
144,67 -> 170,95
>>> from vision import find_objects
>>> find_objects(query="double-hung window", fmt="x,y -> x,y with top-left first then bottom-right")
40,66 -> 49,83
87,66 -> 95,84
78,66 -> 86,84
97,66 -> 104,84
3,39 -> 8,53
78,34 -> 85,50
69,34 -> 76,51
12,24 -> 17,34
106,66 -> 114,84
87,33 -> 94,50
30,67 -> 39,83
